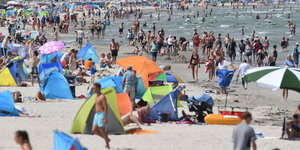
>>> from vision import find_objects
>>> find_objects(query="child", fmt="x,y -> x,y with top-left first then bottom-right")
84,37 -> 90,47
64,65 -> 72,75
134,46 -> 140,55
90,62 -> 96,83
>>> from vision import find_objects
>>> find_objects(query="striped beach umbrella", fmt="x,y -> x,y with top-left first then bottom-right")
148,72 -> 183,83
244,66 -> 300,138
243,66 -> 300,93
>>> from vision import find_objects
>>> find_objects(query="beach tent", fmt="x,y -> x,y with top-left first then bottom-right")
71,87 -> 125,135
116,93 -> 132,117
53,130 -> 87,150
77,44 -> 99,64
11,44 -> 29,59
14,57 -> 29,82
142,85 -> 173,104
151,88 -> 179,120
0,64 -> 18,86
136,77 -> 146,99
39,62 -> 63,81
40,71 -> 73,99
41,51 -> 63,64
96,76 -> 124,93
0,91 -> 19,116
116,56 -> 163,89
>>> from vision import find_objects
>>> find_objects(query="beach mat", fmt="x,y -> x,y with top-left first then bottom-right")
128,130 -> 160,135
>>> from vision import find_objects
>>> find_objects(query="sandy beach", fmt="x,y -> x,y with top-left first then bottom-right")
1,2 -> 300,150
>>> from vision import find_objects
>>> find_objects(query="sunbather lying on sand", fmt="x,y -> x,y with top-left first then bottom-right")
15,106 -> 38,117
122,112 -> 143,133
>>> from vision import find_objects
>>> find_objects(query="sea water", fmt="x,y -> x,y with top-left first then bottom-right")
61,4 -> 300,64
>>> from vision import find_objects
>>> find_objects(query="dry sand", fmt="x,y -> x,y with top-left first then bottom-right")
1,5 -> 300,150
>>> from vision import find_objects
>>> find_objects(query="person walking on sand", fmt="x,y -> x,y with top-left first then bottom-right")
188,49 -> 200,81
76,28 -> 85,49
110,39 -> 119,65
232,112 -> 257,150
92,83 -> 110,149
15,130 -> 32,150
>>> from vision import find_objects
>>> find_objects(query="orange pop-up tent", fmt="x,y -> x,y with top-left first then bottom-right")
116,56 -> 163,89
116,93 -> 132,117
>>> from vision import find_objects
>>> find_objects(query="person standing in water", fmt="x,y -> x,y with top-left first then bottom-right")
119,22 -> 124,37
92,83 -> 110,149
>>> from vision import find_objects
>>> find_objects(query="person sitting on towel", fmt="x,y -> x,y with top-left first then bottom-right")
137,100 -> 153,123
122,112 -> 143,133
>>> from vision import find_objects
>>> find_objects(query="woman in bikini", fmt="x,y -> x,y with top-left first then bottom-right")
188,49 -> 200,81
206,51 -> 215,81
193,32 -> 200,53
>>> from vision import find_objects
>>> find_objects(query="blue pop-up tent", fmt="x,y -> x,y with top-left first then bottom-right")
40,71 -> 73,99
39,62 -> 63,81
151,88 -> 179,120
53,130 -> 87,150
136,77 -> 146,99
77,44 -> 99,64
0,91 -> 19,116
97,76 -> 124,93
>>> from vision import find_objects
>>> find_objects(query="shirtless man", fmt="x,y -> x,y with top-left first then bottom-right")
138,29 -> 145,47
53,27 -> 58,41
29,40 -> 41,87
119,22 -> 124,37
99,53 -> 112,68
1,36 -> 10,57
110,39 -> 119,64
92,83 -> 110,149
156,32 -> 163,53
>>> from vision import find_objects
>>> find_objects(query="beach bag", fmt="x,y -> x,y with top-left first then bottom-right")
12,91 -> 22,103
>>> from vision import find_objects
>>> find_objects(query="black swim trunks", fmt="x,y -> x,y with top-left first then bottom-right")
111,50 -> 118,57
31,66 -> 38,75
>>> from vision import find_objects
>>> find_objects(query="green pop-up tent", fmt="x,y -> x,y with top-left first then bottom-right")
142,85 -> 182,107
71,87 -> 125,135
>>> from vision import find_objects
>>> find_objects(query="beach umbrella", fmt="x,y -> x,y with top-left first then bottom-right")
244,66 -> 300,92
38,41 -> 64,54
41,5 -> 48,10
116,56 -> 163,89
41,10 -> 49,16
148,72 -> 183,83
244,66 -> 300,137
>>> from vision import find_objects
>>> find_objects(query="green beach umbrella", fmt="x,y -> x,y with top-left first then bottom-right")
244,66 -> 300,92
41,11 -> 49,16
244,66 -> 300,138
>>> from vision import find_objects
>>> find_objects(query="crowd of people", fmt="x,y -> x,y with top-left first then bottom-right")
0,1 -> 299,150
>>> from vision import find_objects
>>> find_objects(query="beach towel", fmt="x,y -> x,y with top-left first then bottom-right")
127,130 -> 160,135
216,69 -> 234,88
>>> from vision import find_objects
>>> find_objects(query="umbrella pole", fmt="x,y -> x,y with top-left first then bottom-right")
283,89 -> 288,138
